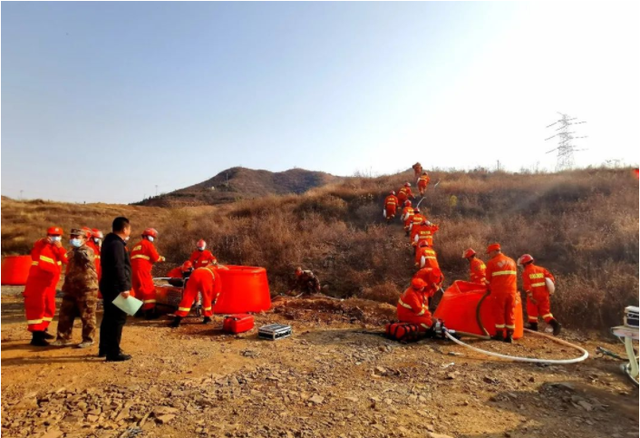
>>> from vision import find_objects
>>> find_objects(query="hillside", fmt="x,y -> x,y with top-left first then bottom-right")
135,167 -> 343,207
2,167 -> 638,329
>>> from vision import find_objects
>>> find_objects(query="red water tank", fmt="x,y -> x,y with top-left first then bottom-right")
1,255 -> 32,285
433,280 -> 523,339
214,265 -> 271,314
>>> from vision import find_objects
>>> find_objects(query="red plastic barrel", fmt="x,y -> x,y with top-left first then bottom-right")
214,265 -> 271,314
433,280 -> 523,339
1,255 -> 32,285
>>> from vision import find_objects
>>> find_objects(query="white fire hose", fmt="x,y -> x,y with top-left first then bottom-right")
443,328 -> 589,364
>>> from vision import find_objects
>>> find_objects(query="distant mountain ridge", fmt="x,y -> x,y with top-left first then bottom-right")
135,167 -> 343,207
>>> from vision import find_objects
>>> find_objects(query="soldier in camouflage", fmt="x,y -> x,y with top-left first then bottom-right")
288,267 -> 321,296
51,228 -> 99,348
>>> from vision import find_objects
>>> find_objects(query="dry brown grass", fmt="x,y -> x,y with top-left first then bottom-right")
2,167 -> 638,329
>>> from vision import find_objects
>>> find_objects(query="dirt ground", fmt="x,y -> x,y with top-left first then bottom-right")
1,286 -> 638,438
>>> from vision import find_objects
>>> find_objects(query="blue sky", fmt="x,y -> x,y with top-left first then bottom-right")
2,2 -> 638,203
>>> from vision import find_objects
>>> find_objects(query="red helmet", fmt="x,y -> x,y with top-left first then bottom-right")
518,254 -> 534,266
404,200 -> 411,207
81,226 -> 92,239
197,239 -> 206,250
462,248 -> 476,259
390,191 -> 396,196
142,228 -> 158,238
181,261 -> 193,272
426,267 -> 443,285
411,278 -> 427,290
47,226 -> 63,236
486,243 -> 501,254
91,229 -> 104,239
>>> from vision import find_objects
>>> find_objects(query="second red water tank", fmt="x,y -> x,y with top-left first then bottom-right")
214,265 -> 271,314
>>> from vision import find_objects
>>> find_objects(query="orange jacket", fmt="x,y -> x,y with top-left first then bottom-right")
86,240 -> 102,280
130,239 -> 163,271
397,286 -> 435,328
402,208 -> 415,229
29,239 -> 68,280
408,214 -> 427,238
414,267 -> 444,289
189,249 -> 218,269
397,187 -> 414,202
485,253 -> 517,295
412,222 -> 439,247
384,195 -> 399,209
522,264 -> 554,295
416,246 -> 440,271
418,174 -> 430,188
469,257 -> 486,284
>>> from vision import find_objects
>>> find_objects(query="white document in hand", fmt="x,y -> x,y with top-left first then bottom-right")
112,294 -> 143,316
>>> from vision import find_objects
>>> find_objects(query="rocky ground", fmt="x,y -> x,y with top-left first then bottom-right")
1,286 -> 638,438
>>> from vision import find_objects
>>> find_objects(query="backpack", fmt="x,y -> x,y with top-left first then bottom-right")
385,323 -> 421,342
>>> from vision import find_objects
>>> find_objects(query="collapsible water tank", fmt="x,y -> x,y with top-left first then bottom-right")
433,280 -> 523,339
214,266 -> 271,314
1,255 -> 32,285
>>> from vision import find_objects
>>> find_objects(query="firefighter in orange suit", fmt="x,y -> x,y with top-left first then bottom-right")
412,220 -> 439,248
417,172 -> 431,196
397,272 -> 440,331
383,191 -> 399,222
462,248 -> 486,285
518,254 -> 561,335
484,243 -> 518,343
401,201 -> 415,235
23,226 -> 68,346
397,183 -> 414,204
170,263 -> 219,328
408,208 -> 427,242
189,239 -> 218,269
130,228 -> 165,319
415,241 -> 441,273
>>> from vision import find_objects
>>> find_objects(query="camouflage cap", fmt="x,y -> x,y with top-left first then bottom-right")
69,228 -> 85,237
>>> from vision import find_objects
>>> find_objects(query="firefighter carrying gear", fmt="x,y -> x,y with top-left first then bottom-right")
417,172 -> 430,196
24,229 -> 68,345
462,249 -> 486,285
397,275 -> 439,331
519,256 -> 562,336
415,243 -> 441,272
412,220 -> 439,248
397,183 -> 414,204
130,235 -> 165,315
383,192 -> 399,222
171,265 -> 219,326
401,204 -> 415,234
485,244 -> 518,342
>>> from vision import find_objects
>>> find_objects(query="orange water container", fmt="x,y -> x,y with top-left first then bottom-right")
214,265 -> 271,314
1,255 -> 32,285
433,280 -> 523,339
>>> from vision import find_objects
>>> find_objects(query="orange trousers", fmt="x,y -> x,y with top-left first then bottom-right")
418,181 -> 427,195
526,291 -> 553,323
175,273 -> 215,318
24,275 -> 57,332
492,291 -> 516,331
385,205 -> 397,219
132,267 -> 156,310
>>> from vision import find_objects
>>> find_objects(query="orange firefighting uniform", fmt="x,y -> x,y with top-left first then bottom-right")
417,174 -> 430,195
522,264 -> 556,323
397,186 -> 414,204
86,240 -> 102,299
412,163 -> 423,179
24,239 -> 68,332
397,283 -> 438,331
130,239 -> 164,310
402,207 -> 415,232
485,253 -> 518,332
408,213 -> 427,241
189,249 -> 217,269
414,267 -> 444,289
175,266 -> 219,317
383,194 -> 399,219
416,246 -> 441,272
469,257 -> 487,284
412,222 -> 439,247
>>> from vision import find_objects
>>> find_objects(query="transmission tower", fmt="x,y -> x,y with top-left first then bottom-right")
545,112 -> 587,171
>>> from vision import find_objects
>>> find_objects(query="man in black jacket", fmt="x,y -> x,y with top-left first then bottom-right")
99,217 -> 133,362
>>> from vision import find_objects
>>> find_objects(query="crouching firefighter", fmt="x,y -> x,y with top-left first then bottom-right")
517,254 -> 561,335
397,268 -> 443,330
170,263 -> 220,328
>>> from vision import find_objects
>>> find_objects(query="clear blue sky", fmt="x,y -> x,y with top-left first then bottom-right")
2,2 -> 638,203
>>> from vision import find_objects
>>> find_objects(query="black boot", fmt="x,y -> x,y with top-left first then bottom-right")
491,330 -> 504,342
527,322 -> 539,331
106,352 -> 132,362
145,308 -> 160,320
43,329 -> 55,340
30,331 -> 50,347
202,316 -> 212,324
170,316 -> 182,328
504,330 -> 514,343
549,319 -> 562,336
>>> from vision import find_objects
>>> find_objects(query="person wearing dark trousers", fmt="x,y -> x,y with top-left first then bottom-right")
99,217 -> 133,362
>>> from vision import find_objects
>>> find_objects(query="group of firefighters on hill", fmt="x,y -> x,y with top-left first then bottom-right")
384,163 -> 561,343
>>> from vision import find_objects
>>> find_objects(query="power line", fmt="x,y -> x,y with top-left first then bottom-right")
545,112 -> 587,171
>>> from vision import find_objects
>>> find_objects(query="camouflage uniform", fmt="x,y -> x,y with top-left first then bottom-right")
291,270 -> 321,295
56,244 -> 99,343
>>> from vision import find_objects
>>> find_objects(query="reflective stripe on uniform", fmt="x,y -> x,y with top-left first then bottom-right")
542,313 -> 553,319
528,316 -> 538,321
495,324 -> 505,328
143,299 -> 156,304
491,270 -> 517,276
423,256 -> 437,260
39,255 -> 56,264
27,319 -> 44,325
505,325 -> 515,329
178,307 -> 191,312
420,323 -> 430,330
131,254 -> 150,261
57,261 -> 62,266
529,273 -> 544,279
398,298 -> 413,310
531,282 -> 546,287
31,261 -> 39,266
43,317 -> 53,322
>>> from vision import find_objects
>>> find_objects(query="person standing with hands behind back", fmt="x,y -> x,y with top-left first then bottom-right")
99,217 -> 133,362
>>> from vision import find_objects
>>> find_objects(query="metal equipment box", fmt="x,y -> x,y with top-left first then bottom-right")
258,324 -> 292,340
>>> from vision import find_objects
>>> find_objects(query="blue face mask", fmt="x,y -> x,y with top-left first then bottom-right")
70,238 -> 82,248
